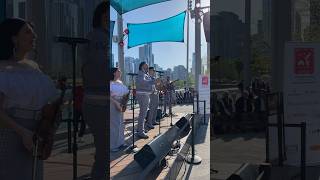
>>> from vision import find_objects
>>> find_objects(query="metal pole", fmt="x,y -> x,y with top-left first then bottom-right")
197,93 -> 199,114
195,0 -> 201,92
203,100 -> 206,124
117,14 -> 125,82
277,107 -> 283,166
72,44 -> 78,180
243,0 -> 251,88
301,122 -> 306,180
186,0 -> 190,89
266,121 -> 270,163
0,0 -> 5,22
68,112 -> 72,153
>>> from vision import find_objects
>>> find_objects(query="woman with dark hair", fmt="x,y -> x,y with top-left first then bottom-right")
0,18 -> 57,179
110,68 -> 129,152
81,1 -> 108,179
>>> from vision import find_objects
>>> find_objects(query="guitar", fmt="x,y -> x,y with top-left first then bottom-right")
111,93 -> 129,112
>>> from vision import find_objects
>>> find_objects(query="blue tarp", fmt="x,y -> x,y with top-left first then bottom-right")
111,0 -> 171,14
127,11 -> 186,48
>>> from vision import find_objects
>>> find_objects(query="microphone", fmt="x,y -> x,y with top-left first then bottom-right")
156,70 -> 164,73
54,36 -> 89,44
127,73 -> 138,76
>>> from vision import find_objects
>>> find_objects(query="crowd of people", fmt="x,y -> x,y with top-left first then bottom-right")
212,78 -> 271,135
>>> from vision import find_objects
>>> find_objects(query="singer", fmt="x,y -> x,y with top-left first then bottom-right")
110,68 -> 129,152
146,67 -> 160,128
135,62 -> 156,139
0,18 -> 58,180
80,2 -> 108,179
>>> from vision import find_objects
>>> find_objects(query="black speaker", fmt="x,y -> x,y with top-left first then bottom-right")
146,109 -> 162,121
156,108 -> 162,120
134,125 -> 179,169
175,115 -> 191,138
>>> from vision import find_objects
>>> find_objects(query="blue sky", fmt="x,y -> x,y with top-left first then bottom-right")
110,0 -> 210,70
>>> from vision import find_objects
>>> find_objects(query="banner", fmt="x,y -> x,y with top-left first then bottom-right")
111,0 -> 171,15
195,75 -> 210,114
203,11 -> 210,43
127,11 -> 186,48
282,42 -> 320,166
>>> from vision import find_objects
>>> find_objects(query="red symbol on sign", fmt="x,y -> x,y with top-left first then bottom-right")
202,76 -> 208,85
294,48 -> 314,74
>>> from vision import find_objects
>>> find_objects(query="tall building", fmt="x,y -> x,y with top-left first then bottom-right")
257,20 -> 263,36
47,0 -> 79,77
5,0 -> 26,18
310,0 -> 320,27
124,57 -> 135,85
262,0 -> 272,45
139,43 -> 153,67
292,11 -> 302,40
211,12 -> 245,60
172,65 -> 187,81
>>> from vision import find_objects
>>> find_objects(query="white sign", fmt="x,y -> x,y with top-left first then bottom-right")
282,42 -> 320,166
194,75 -> 210,114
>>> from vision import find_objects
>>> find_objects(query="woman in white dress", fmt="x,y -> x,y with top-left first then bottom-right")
110,67 -> 129,152
0,18 -> 58,180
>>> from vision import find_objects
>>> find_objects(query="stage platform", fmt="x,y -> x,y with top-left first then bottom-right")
110,104 -> 196,180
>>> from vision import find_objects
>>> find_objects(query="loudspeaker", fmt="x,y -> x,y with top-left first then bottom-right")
134,125 -> 179,169
175,114 -> 191,138
226,163 -> 259,180
146,109 -> 162,121
156,108 -> 162,120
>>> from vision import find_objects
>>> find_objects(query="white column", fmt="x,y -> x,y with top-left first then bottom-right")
26,0 -> 48,72
271,0 -> 291,91
117,14 -> 125,82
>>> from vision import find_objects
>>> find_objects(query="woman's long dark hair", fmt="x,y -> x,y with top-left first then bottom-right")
111,67 -> 119,81
92,1 -> 107,28
0,18 -> 27,60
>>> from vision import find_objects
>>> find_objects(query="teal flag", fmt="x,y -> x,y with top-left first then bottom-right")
111,0 -> 171,14
127,11 -> 186,48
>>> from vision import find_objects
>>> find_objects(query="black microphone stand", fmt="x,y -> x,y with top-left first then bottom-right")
155,71 -> 164,138
55,37 -> 89,180
127,73 -> 139,153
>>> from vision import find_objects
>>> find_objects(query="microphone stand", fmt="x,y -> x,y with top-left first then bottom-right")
170,85 -> 173,126
55,36 -> 89,180
155,72 -> 164,137
127,73 -> 139,153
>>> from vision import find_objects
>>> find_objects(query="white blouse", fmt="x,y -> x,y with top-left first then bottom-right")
110,81 -> 129,97
0,62 -> 58,110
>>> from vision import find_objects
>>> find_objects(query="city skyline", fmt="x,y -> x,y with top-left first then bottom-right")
111,0 -> 210,70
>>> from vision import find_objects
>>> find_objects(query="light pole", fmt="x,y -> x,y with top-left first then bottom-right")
117,14 -> 125,82
191,0 -> 210,92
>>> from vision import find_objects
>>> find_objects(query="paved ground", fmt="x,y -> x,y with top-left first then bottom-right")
178,120 -> 210,180
110,104 -> 194,180
210,132 -> 266,180
43,104 -> 197,179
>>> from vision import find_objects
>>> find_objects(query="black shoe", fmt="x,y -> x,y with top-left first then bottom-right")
153,122 -> 160,125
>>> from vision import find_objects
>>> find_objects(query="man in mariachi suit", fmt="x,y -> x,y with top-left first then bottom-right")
146,67 -> 160,129
135,62 -> 155,139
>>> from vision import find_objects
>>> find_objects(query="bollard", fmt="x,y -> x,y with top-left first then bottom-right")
301,122 -> 306,180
